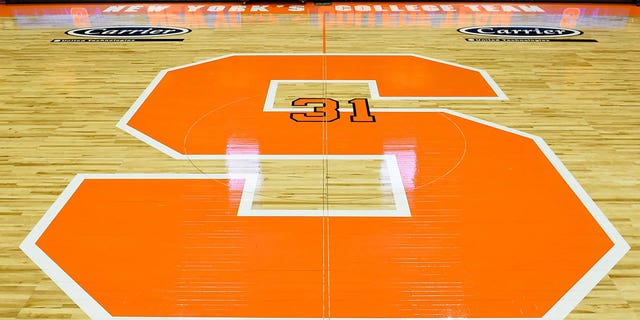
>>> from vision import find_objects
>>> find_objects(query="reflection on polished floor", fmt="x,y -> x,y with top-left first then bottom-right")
1,2 -> 639,320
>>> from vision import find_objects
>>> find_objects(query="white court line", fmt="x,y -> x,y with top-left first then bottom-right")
264,78 -> 506,113
235,154 -> 410,217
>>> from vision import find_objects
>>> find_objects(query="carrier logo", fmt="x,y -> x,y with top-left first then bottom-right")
458,26 -> 583,38
65,26 -> 191,38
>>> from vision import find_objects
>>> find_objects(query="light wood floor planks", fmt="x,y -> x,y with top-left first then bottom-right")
0,3 -> 639,319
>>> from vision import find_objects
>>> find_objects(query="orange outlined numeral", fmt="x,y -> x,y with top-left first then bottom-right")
290,98 -> 340,122
349,98 -> 376,122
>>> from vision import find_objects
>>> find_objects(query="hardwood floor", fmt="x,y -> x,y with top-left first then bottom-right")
0,2 -> 638,319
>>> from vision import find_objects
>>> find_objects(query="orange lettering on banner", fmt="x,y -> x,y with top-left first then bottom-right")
561,7 -> 581,28
70,7 -> 90,27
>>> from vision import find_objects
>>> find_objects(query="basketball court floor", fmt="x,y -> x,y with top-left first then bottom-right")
1,1 -> 639,319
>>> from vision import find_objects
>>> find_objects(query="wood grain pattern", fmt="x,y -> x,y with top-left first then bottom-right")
0,6 -> 638,320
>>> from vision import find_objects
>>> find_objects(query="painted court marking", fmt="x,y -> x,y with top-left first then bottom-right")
117,53 -> 507,159
19,53 -> 629,320
23,109 -> 631,319
20,167 -> 629,319
235,154 -> 410,217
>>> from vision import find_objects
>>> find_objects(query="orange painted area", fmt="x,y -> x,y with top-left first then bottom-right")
38,113 -> 614,317
128,55 -> 496,155
37,179 -> 325,317
32,54 -> 618,318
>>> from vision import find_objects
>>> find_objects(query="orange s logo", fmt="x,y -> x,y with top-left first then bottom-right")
22,54 -> 627,320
